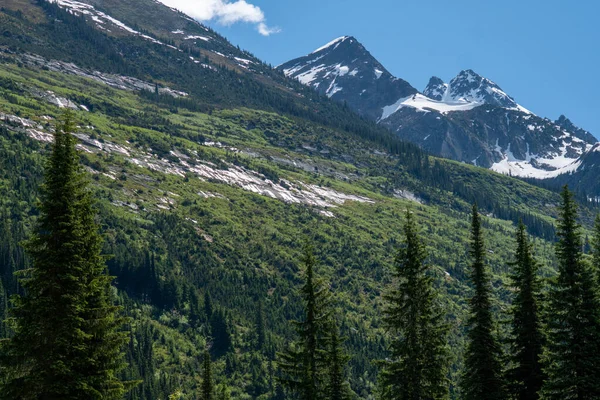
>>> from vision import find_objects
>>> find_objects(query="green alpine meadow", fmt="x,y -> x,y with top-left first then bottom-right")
1,0 -> 600,399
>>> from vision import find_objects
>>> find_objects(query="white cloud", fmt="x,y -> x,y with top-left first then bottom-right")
257,22 -> 281,36
157,0 -> 280,36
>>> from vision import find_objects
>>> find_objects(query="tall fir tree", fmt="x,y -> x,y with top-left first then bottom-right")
541,186 -> 600,399
461,204 -> 505,400
202,350 -> 214,400
0,111 -> 131,399
255,300 -> 266,351
379,210 -> 450,400
325,322 -> 352,400
507,221 -> 544,400
278,244 -> 333,399
591,214 -> 600,287
204,292 -> 213,320
210,308 -> 232,357
0,277 -> 7,338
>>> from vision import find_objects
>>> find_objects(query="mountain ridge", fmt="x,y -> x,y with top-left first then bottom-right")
280,36 -> 598,181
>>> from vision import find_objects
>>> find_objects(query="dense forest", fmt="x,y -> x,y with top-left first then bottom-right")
1,112 -> 600,399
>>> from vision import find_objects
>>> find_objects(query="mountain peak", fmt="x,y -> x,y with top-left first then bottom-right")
423,76 -> 448,101
447,69 -> 522,109
428,76 -> 445,85
278,35 -> 416,119
556,114 -> 573,128
554,115 -> 597,142
455,69 -> 482,81
311,36 -> 354,54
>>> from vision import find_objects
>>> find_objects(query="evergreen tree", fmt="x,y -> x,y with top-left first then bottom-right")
325,322 -> 352,400
0,111 -> 131,399
0,277 -> 7,338
256,300 -> 266,351
278,244 -> 332,399
216,383 -> 231,400
205,292 -> 213,320
541,186 -> 600,399
202,350 -> 214,400
210,308 -> 232,357
461,204 -> 505,400
380,210 -> 450,400
507,222 -> 544,400
591,214 -> 600,287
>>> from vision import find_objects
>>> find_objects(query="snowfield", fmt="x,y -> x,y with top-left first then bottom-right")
490,136 -> 592,179
380,94 -> 482,119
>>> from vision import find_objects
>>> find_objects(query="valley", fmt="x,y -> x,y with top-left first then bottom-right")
0,1 -> 599,399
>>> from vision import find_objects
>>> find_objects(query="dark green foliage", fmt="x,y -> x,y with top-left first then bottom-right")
0,277 -> 7,338
210,308 -> 232,358
325,323 -> 352,400
0,112 -> 132,399
123,321 -> 177,400
202,350 -> 214,400
541,186 -> 600,399
506,222 -> 544,400
278,245 -> 333,399
379,210 -> 450,400
205,292 -> 213,320
256,300 -> 266,351
461,204 -> 505,400
216,384 -> 231,400
591,214 -> 600,287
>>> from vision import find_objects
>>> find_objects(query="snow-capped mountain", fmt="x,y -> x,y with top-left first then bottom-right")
423,70 -> 530,112
280,37 -> 598,179
278,36 -> 417,120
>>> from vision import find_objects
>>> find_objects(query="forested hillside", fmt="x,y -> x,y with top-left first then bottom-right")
1,1 -> 600,399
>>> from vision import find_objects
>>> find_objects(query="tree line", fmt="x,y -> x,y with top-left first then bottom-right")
1,112 -> 600,399
278,189 -> 600,400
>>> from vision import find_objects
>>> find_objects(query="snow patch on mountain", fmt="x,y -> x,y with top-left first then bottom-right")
287,63 -> 351,91
491,154 -> 582,179
380,94 -> 482,119
47,0 -> 178,50
2,111 -> 372,209
312,36 -> 350,54
185,35 -> 210,41
490,133 -> 593,178
292,64 -> 327,85
326,82 -> 343,97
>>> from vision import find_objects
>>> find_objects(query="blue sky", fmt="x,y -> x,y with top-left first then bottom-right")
163,0 -> 599,136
